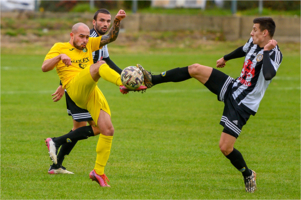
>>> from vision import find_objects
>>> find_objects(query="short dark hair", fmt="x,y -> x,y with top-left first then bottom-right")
253,17 -> 276,37
93,9 -> 111,20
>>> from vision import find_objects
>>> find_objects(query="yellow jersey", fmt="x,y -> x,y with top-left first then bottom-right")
44,37 -> 102,88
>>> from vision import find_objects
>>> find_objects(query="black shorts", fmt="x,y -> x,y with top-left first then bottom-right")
204,68 -> 251,138
65,91 -> 93,122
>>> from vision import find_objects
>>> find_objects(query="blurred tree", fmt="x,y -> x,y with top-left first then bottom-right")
123,0 -> 151,10
94,0 -> 119,10
223,0 -> 299,11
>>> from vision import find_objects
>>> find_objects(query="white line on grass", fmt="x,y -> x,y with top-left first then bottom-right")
1,67 -> 301,81
1,87 -> 300,95
273,76 -> 300,81
1,66 -> 40,70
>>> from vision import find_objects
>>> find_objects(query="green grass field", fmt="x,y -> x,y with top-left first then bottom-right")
1,44 -> 300,199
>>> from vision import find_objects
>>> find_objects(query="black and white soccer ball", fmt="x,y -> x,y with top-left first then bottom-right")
121,66 -> 144,90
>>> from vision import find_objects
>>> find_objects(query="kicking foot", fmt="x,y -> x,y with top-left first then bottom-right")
119,85 -> 147,94
136,64 -> 153,88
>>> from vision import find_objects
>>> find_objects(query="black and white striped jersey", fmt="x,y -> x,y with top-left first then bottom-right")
90,28 -> 109,64
231,37 -> 282,115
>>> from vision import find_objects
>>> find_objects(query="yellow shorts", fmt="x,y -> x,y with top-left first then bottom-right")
65,66 -> 111,125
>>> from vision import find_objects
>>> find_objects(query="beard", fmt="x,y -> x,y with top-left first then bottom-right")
95,25 -> 107,35
73,41 -> 85,50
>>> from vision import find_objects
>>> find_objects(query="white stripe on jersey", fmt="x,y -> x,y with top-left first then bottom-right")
90,31 -> 98,37
90,29 -> 110,62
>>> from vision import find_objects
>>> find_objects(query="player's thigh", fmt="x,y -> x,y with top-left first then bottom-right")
86,86 -> 111,125
66,66 -> 97,108
97,110 -> 114,136
188,63 -> 213,84
90,60 -> 106,81
72,120 -> 87,130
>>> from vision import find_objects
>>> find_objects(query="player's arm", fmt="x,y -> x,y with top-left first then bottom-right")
42,55 -> 61,72
98,9 -> 126,48
262,39 -> 279,80
103,57 -> 122,74
223,46 -> 246,61
216,46 -> 246,68
42,54 -> 71,72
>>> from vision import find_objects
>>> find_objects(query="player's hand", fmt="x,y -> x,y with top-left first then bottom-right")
60,54 -> 72,66
216,57 -> 226,68
115,9 -> 126,21
52,85 -> 64,102
264,39 -> 277,51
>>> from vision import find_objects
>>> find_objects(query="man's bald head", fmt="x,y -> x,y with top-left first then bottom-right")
69,22 -> 90,50
72,22 -> 90,33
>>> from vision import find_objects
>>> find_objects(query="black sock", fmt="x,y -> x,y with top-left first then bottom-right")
226,148 -> 252,177
53,126 -> 94,147
56,130 -> 78,166
152,67 -> 191,85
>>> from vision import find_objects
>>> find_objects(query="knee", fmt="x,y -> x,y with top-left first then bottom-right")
102,126 -> 114,136
91,60 -> 106,72
219,142 -> 233,156
188,63 -> 204,77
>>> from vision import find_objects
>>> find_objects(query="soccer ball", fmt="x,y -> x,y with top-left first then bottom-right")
121,66 -> 144,90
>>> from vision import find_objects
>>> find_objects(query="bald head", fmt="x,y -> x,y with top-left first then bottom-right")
70,22 -> 90,50
72,22 -> 90,34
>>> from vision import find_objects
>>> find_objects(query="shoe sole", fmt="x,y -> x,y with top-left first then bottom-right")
48,169 -> 74,174
45,138 -> 57,164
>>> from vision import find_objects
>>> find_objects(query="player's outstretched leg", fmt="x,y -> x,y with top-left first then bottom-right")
137,64 -> 192,88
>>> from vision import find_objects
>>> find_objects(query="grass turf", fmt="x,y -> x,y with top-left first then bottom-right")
1,47 -> 300,199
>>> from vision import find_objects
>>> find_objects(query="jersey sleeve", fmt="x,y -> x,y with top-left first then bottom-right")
223,46 -> 245,61
262,46 -> 282,80
269,46 -> 283,72
89,36 -> 103,52
44,43 -> 61,61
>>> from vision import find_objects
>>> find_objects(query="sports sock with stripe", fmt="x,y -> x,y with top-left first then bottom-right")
52,126 -> 94,147
56,130 -> 78,167
226,148 -> 252,177
152,66 -> 191,85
